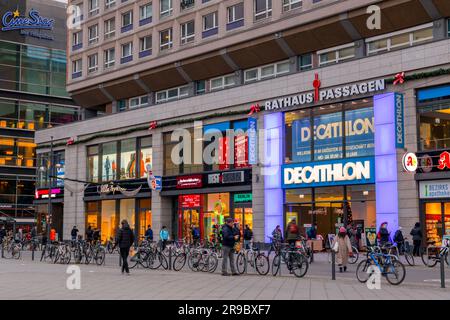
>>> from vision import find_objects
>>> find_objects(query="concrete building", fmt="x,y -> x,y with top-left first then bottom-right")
35,0 -> 450,246
0,0 -> 80,234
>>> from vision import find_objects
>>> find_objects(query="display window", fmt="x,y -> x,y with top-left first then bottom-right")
86,201 -> 99,230
101,200 -> 117,242
119,139 -> 136,180
87,145 -> 99,183
139,136 -> 153,178
120,199 -> 135,230
418,104 -> 450,151
102,142 -> 117,181
203,193 -> 230,241
138,199 -> 152,239
424,202 -> 450,246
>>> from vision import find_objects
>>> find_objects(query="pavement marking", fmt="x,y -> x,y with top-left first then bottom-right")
423,279 -> 450,282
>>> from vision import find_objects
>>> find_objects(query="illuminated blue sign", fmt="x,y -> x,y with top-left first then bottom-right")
1,9 -> 54,40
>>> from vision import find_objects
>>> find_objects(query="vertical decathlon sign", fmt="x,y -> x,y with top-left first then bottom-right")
395,93 -> 405,149
248,117 -> 257,165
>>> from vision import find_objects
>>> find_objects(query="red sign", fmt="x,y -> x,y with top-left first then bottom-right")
218,137 -> 230,171
176,175 -> 203,189
35,188 -> 62,199
438,151 -> 450,170
234,135 -> 249,168
180,195 -> 201,208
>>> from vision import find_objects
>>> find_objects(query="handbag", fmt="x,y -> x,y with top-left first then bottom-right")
332,241 -> 339,252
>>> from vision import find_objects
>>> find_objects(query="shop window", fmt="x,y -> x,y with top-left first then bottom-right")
163,132 -> 181,175
119,139 -> 136,180
138,198 -> 152,239
285,188 -> 313,203
87,145 -> 99,182
0,179 -> 16,204
285,109 -> 312,163
344,102 -> 375,158
86,201 -> 100,231
418,104 -> 450,151
102,142 -> 117,181
139,136 -> 153,178
101,200 -> 118,243
0,99 -> 18,129
120,199 -> 136,231
203,193 -> 230,239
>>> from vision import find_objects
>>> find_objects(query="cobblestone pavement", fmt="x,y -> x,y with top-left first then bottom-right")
0,254 -> 449,300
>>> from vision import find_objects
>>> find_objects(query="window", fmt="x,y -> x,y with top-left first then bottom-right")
129,95 -> 149,109
203,12 -> 218,31
195,80 -> 206,95
102,142 -> 117,181
104,48 -> 115,69
181,0 -> 195,10
366,23 -> 434,55
122,11 -> 133,31
299,53 -> 312,71
72,4 -> 83,23
210,74 -> 235,91
254,0 -> 272,21
318,44 -> 355,66
88,24 -> 98,45
283,0 -> 302,12
139,136 -> 153,178
121,42 -> 133,58
140,36 -> 152,52
104,18 -> 116,39
72,31 -> 82,46
227,3 -> 244,23
88,54 -> 98,73
72,59 -> 82,73
119,139 -> 136,180
160,28 -> 173,51
105,0 -> 116,9
244,60 -> 290,82
160,0 -> 172,18
140,3 -> 153,21
88,0 -> 99,16
87,145 -> 99,183
156,85 -> 189,103
181,20 -> 195,44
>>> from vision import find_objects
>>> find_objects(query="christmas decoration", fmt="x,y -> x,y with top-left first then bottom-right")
148,121 -> 158,131
393,72 -> 405,85
248,104 -> 260,116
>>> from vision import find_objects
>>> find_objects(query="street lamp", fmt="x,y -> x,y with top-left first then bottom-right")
38,137 -> 54,240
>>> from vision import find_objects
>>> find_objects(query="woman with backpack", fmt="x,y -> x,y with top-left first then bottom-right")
285,218 -> 300,246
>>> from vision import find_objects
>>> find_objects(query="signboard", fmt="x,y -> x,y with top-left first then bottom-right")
222,171 -> 244,184
395,93 -> 405,148
1,9 -> 55,40
35,188 -> 62,199
180,195 -> 201,208
234,193 -> 252,203
150,176 -> 162,191
176,175 -> 203,189
282,156 -> 375,189
419,180 -> 450,199
365,227 -> 377,247
56,160 -> 65,187
402,152 -> 418,172
416,150 -> 450,174
248,117 -> 257,165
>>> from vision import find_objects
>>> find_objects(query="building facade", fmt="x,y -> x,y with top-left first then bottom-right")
0,0 -> 80,234
35,0 -> 450,245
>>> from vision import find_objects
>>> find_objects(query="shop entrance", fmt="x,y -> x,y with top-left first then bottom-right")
234,205 -> 253,238
422,201 -> 450,246
181,208 -> 200,242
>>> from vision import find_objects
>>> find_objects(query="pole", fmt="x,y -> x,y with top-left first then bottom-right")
440,250 -> 445,289
47,136 -> 54,242
32,240 -> 35,261
331,250 -> 336,280
310,241 -> 314,263
168,245 -> 172,270
441,203 -> 445,289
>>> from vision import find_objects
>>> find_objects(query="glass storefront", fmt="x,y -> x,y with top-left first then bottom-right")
423,202 -> 450,246
138,199 -> 152,239
418,103 -> 450,151
101,200 -> 117,243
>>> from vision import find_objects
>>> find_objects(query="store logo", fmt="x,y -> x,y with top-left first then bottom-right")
419,154 -> 433,173
402,152 -> 418,172
176,175 -> 203,189
438,151 -> 450,170
395,93 -> 405,148
1,9 -> 55,40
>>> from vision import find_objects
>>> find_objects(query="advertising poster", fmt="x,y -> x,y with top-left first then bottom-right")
365,227 -> 377,247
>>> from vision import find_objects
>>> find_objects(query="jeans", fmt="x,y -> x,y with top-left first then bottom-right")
244,240 -> 251,250
413,240 -> 421,256
222,246 -> 236,274
120,247 -> 130,273
161,240 -> 167,251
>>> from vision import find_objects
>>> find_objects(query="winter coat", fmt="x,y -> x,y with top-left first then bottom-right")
243,228 -> 253,241
394,230 -> 404,243
410,227 -> 423,241
116,226 -> 135,249
160,229 -> 169,241
285,222 -> 300,241
332,235 -> 352,266
378,227 -> 390,244
221,224 -> 236,248
71,228 -> 79,237
145,228 -> 153,240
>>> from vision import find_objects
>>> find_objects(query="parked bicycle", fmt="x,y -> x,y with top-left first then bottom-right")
420,241 -> 449,267
271,242 -> 309,278
235,242 -> 270,275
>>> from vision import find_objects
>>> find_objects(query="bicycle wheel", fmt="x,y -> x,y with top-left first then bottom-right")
421,248 -> 438,267
173,253 -> 187,271
147,251 -> 162,270
188,252 -> 202,272
445,251 -> 450,266
52,250 -> 60,264
208,254 -> 218,273
272,254 -> 281,276
356,259 -> 375,283
404,252 -> 415,266
235,252 -> 247,274
255,253 -> 270,276
159,252 -> 169,270
291,253 -> 309,278
63,250 -> 72,264
349,247 -> 359,265
95,247 -> 106,266
13,245 -> 21,260
385,259 -> 406,285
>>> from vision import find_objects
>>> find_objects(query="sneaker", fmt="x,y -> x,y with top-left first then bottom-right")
339,267 -> 343,273
222,272 -> 230,276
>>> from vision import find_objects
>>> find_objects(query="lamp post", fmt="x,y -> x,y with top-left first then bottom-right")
47,136 -> 54,240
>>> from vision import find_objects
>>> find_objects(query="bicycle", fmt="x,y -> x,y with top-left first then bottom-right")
52,242 -> 71,264
388,239 -> 415,266
272,242 -> 309,278
2,237 -> 21,260
129,246 -> 151,269
147,242 -> 169,270
187,247 -> 218,273
235,243 -> 270,275
90,241 -> 106,265
356,247 -> 406,285
420,241 -> 449,267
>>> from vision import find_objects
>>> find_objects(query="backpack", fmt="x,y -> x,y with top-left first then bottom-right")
289,223 -> 299,234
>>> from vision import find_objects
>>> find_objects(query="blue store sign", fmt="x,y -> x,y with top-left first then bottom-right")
395,93 -> 405,149
248,117 -> 257,165
282,156 -> 375,189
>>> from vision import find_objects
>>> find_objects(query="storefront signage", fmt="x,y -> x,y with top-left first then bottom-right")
234,193 -> 252,203
207,171 -> 245,185
308,208 -> 327,215
438,151 -> 450,170
292,107 -> 374,162
365,227 -> 377,247
1,9 -> 55,40
419,180 -> 450,199
282,157 -> 375,188
149,176 -> 162,191
264,76 -> 385,111
35,188 -> 62,199
416,150 -> 450,174
395,93 -> 405,148
248,118 -> 257,165
180,194 -> 201,208
402,152 -> 418,172
176,175 -> 203,189
97,183 -> 142,196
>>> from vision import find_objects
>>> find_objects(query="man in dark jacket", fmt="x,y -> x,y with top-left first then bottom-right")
0,226 -> 6,243
243,225 -> 253,249
144,225 -> 153,242
71,226 -> 79,241
221,218 -> 239,276
116,220 -> 135,275
393,227 -> 405,254
378,222 -> 390,246
410,222 -> 423,256
86,225 -> 93,243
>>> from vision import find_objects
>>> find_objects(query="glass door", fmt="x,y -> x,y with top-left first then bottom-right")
234,206 -> 253,239
181,208 -> 200,243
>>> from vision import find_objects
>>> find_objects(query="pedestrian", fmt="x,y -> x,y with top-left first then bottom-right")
243,225 -> 253,250
93,228 -> 100,243
410,222 -> 423,257
159,226 -> 169,251
115,220 -> 135,275
332,227 -> 353,273
393,227 -> 405,254
0,225 -> 6,243
272,225 -> 283,242
192,225 -> 200,246
285,218 -> 300,246
86,225 -> 93,243
377,222 -> 390,246
221,218 -> 239,276
144,225 -> 153,242
307,224 -> 317,240
49,228 -> 56,242
71,226 -> 79,241
30,226 -> 37,240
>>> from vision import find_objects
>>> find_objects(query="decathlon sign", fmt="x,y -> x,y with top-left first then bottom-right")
264,75 -> 385,111
282,157 -> 375,188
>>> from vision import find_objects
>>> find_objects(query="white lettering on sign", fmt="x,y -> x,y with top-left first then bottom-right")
284,161 -> 371,185
264,79 -> 385,111
300,118 -> 374,142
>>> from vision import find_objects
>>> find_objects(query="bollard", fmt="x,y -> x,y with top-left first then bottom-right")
168,246 -> 172,270
119,251 -> 122,267
331,250 -> 336,280
1,241 -> 4,258
440,252 -> 445,289
310,241 -> 314,263
32,242 -> 35,261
